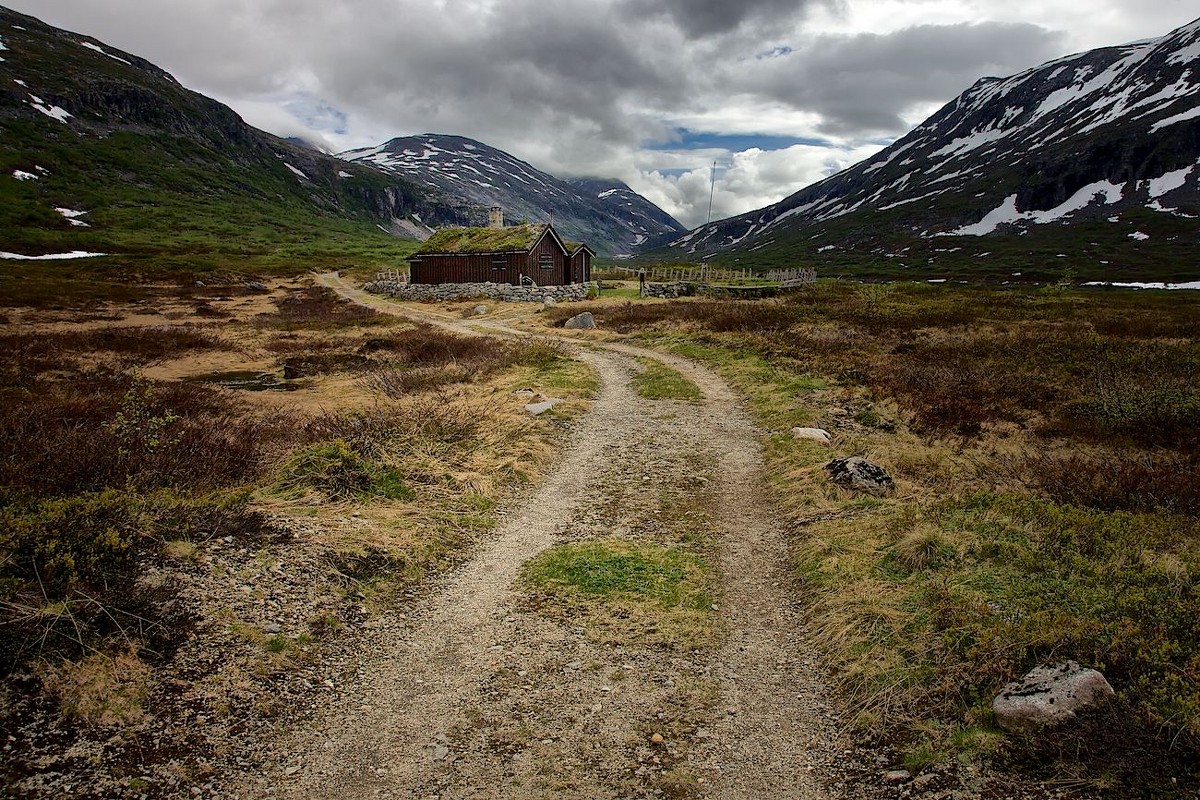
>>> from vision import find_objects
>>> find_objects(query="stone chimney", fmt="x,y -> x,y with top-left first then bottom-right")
488,206 -> 504,229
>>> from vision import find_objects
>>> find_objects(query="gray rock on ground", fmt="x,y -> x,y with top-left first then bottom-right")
992,661 -> 1115,733
824,456 -> 895,496
472,304 -> 488,316
563,312 -> 596,330
543,297 -> 558,309
525,398 -> 564,416
791,427 -> 831,445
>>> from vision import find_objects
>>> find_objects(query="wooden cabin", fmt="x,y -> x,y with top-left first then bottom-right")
407,223 -> 592,286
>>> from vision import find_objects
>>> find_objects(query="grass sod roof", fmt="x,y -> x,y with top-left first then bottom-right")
415,224 -> 549,255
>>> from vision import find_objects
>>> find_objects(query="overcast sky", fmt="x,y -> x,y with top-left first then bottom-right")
11,0 -> 1199,227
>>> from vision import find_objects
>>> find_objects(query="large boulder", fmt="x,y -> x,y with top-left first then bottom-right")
992,661 -> 1115,733
824,456 -> 894,496
563,312 -> 596,330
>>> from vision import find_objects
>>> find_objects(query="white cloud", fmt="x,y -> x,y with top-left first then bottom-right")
630,142 -> 886,227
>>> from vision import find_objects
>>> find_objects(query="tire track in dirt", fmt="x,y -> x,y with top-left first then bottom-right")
226,275 -> 846,798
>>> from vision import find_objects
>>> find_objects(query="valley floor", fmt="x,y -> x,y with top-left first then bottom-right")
11,274 -> 1187,799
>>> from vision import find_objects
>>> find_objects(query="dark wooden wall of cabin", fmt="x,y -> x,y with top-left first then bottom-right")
409,252 -> 522,285
569,252 -> 591,284
528,236 -> 568,286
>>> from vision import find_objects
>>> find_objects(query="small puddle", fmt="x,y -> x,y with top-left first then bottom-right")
187,370 -> 301,392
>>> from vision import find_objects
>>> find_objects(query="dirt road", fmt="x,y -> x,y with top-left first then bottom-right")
229,275 -> 845,798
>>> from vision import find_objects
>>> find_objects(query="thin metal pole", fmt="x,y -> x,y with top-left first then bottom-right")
706,160 -> 716,226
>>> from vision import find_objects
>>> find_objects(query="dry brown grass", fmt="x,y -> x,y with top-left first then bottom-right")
40,646 -> 153,727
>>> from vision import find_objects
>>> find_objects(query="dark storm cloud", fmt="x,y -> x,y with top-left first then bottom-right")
742,21 -> 1065,134
619,0 -> 839,38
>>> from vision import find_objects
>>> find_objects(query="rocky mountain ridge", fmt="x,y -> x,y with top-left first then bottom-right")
339,134 -> 686,256
650,17 -> 1200,281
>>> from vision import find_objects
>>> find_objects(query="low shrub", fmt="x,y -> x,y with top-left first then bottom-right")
1021,452 -> 1200,515
257,286 -> 394,329
0,327 -> 229,386
0,373 -> 284,497
362,328 -> 566,396
0,490 -> 274,671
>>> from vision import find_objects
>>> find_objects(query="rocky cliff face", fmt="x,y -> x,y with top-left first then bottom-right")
650,17 -> 1200,281
339,134 -> 685,256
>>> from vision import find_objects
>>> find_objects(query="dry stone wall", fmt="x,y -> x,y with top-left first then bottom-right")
364,281 -> 596,303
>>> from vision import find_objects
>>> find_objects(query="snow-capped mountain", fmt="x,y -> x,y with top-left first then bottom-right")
652,17 -> 1200,281
339,135 -> 685,256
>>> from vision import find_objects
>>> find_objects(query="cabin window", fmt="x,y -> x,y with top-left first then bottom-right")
492,257 -> 506,270
539,254 -> 554,270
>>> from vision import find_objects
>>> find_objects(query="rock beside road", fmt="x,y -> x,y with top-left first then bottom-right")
824,456 -> 894,496
564,312 -> 596,330
791,427 -> 831,445
993,661 -> 1115,733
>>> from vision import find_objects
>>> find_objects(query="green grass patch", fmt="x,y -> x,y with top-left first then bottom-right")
598,283 -> 645,300
522,539 -> 718,648
629,358 -> 703,401
270,440 -> 416,503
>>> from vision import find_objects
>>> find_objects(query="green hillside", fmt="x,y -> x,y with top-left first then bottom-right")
0,6 -> 473,283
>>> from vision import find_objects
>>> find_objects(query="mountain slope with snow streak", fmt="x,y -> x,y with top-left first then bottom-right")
0,6 -> 473,266
649,17 -> 1200,281
339,135 -> 685,256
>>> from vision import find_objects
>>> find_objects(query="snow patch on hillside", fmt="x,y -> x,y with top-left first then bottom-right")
946,181 -> 1125,236
1143,164 -> 1196,197
55,208 -> 90,227
1152,105 -> 1200,131
1,251 -> 107,260
80,41 -> 132,65
28,95 -> 71,122
931,125 -> 1009,159
1084,280 -> 1200,290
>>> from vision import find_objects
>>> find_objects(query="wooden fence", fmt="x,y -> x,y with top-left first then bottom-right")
608,265 -> 816,288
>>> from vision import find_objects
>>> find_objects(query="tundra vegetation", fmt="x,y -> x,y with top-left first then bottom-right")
0,283 -> 592,740
547,281 -> 1199,793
